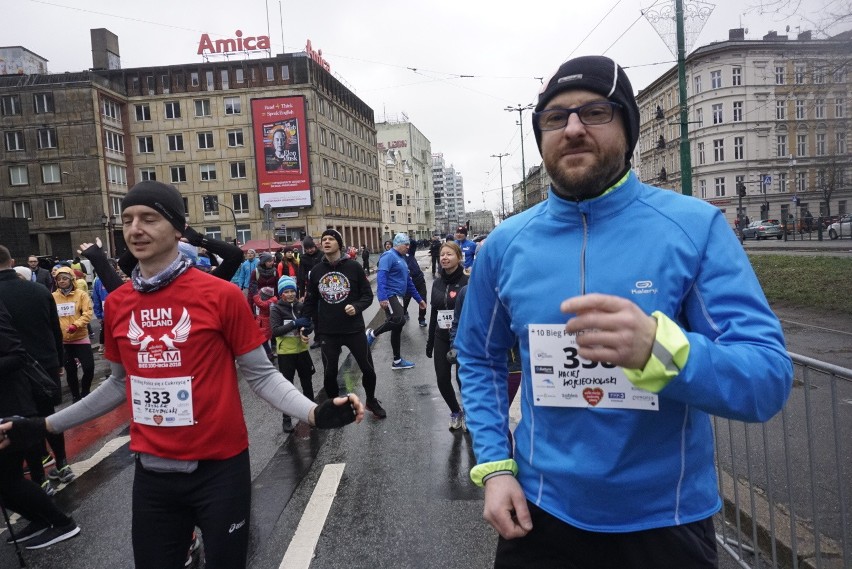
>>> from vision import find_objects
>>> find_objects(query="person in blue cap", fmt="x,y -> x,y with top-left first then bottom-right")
367,233 -> 426,370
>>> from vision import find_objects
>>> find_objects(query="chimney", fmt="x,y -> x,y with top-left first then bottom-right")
91,28 -> 121,70
763,30 -> 788,41
798,30 -> 812,40
729,28 -> 745,40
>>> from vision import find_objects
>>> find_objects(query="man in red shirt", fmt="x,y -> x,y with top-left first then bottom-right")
0,181 -> 363,569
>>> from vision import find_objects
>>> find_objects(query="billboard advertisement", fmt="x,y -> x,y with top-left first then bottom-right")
251,96 -> 312,208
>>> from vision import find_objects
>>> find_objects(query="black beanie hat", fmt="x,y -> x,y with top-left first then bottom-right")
302,236 -> 315,249
321,229 -> 344,250
533,55 -> 640,164
121,181 -> 186,232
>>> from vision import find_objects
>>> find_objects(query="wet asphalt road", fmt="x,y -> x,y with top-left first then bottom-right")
2,248 -> 849,568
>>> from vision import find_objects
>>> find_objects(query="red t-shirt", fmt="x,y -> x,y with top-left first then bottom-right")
104,269 -> 265,460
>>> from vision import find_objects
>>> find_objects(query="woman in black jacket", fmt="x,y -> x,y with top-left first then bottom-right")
425,242 -> 468,431
0,299 -> 79,548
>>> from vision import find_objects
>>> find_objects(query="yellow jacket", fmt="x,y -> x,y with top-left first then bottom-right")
52,271 -> 94,342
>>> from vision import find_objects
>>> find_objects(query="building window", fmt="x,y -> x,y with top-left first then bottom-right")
320,128 -> 327,145
265,66 -> 274,81
713,139 -> 724,162
694,107 -> 703,127
778,172 -> 787,193
322,158 -> 329,176
324,190 -> 331,206
236,225 -> 251,244
5,131 -> 25,151
836,98 -> 845,118
204,70 -> 214,91
164,101 -> 181,119
797,134 -> 808,157
732,101 -> 743,122
110,196 -> 122,216
45,198 -> 64,219
335,192 -> 341,207
195,99 -> 211,117
137,136 -> 154,153
714,177 -> 726,197
227,129 -> 244,147
230,161 -> 246,179
190,72 -> 199,87
281,65 -> 290,81
33,93 -> 54,114
796,171 -> 806,192
101,99 -> 121,121
1,95 -> 21,116
734,136 -> 744,160
205,226 -> 222,240
9,165 -> 28,186
203,195 -> 219,215
37,128 -> 58,149
711,70 -> 722,89
775,65 -> 785,85
107,164 -> 127,186
693,75 -> 702,93
794,64 -> 806,84
816,133 -> 826,156
235,68 -> 244,84
837,132 -> 847,154
776,100 -> 786,120
171,165 -> 187,183
795,100 -> 806,119
140,168 -> 157,181
13,201 -> 31,219
168,134 -> 184,151
813,67 -> 825,84
712,103 -> 723,124
233,193 -> 249,214
197,132 -> 214,149
200,164 -> 217,181
731,67 -> 742,86
104,130 -> 124,154
220,69 -> 229,90
777,134 -> 787,157
332,163 -> 338,180
224,97 -> 241,115
135,104 -> 151,121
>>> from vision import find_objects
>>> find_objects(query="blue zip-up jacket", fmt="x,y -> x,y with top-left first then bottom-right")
376,249 -> 422,302
231,258 -> 259,289
91,277 -> 108,320
456,238 -> 476,268
456,172 -> 792,533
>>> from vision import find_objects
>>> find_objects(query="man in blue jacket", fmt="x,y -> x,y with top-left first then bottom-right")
368,233 -> 426,370
455,55 -> 793,568
454,226 -> 476,270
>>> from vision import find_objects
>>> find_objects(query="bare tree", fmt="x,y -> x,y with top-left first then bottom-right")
745,0 -> 852,36
817,153 -> 846,219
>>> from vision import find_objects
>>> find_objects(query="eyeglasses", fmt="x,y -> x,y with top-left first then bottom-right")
533,101 -> 623,131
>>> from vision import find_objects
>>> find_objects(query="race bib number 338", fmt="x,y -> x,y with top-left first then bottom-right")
528,325 -> 658,411
130,375 -> 195,426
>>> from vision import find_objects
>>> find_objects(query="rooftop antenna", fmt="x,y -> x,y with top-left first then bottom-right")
279,1 -> 285,54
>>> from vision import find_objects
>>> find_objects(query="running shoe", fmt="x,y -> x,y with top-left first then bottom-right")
449,411 -> 464,431
47,465 -> 76,484
282,415 -> 294,433
418,319 -> 427,327
41,454 -> 56,469
365,328 -> 376,348
40,480 -> 56,497
6,521 -> 48,544
365,398 -> 387,419
23,520 -> 80,549
391,358 -> 415,370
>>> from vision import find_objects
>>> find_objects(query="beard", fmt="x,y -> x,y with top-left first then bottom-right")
545,139 -> 628,200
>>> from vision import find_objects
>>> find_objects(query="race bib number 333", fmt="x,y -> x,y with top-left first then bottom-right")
130,375 -> 194,426
528,325 -> 658,411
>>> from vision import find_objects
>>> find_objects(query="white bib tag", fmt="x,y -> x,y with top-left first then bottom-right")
130,375 -> 195,426
56,302 -> 76,317
528,325 -> 658,411
437,309 -> 454,329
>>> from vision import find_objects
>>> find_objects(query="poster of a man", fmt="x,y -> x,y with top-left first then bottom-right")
264,121 -> 300,172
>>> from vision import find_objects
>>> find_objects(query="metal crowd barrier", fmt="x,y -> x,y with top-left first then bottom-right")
714,353 -> 852,568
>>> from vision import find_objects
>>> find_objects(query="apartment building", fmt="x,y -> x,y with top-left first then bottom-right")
636,28 -> 850,225
0,29 -> 383,258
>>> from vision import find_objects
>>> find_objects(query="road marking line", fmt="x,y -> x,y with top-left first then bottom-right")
279,463 -> 345,569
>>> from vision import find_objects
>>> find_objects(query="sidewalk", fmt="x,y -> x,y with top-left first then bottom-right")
742,234 -> 852,256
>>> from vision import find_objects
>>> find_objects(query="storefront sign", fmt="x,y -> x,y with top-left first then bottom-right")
198,31 -> 270,55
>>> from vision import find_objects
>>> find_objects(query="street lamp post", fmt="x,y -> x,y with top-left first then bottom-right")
491,153 -> 509,220
100,214 -> 117,256
505,104 -> 534,212
204,195 -> 239,246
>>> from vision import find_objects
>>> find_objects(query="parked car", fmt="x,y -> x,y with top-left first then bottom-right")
742,220 -> 783,240
828,215 -> 852,240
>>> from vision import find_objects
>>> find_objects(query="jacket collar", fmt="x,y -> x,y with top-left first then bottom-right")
545,170 -> 638,223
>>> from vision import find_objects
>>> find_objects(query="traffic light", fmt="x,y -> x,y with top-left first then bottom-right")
737,182 -> 746,197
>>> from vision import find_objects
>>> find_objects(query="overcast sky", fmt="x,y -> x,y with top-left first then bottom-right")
5,0 -> 841,217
